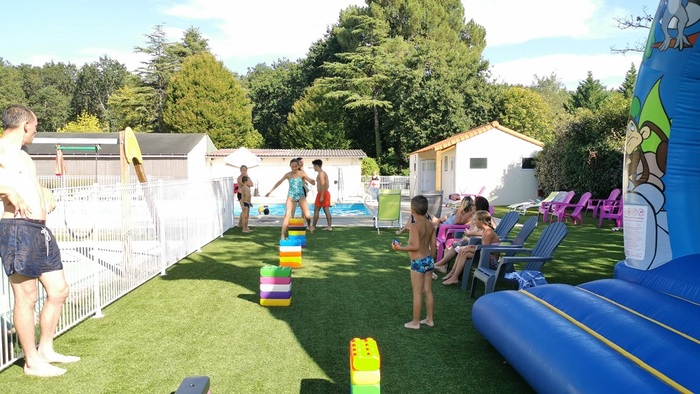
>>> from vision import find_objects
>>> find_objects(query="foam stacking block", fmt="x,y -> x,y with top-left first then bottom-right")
288,218 -> 305,225
280,260 -> 302,269
280,239 -> 302,247
288,230 -> 306,236
260,265 -> 292,277
288,235 -> 305,245
175,376 -> 210,394
279,252 -> 302,258
279,256 -> 302,263
259,298 -> 292,306
350,338 -> 381,371
260,283 -> 292,292
351,384 -> 381,394
260,276 -> 292,285
260,290 -> 292,299
350,369 -> 381,386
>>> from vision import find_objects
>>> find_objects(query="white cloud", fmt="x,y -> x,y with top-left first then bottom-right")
165,0 -> 366,59
489,52 -> 642,90
462,0 -> 642,46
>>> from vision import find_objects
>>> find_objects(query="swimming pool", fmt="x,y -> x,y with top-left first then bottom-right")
254,202 -> 372,217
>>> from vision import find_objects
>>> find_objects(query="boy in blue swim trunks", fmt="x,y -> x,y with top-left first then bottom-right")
392,195 -> 436,329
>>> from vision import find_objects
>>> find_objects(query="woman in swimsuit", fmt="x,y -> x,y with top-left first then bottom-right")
266,159 -> 316,240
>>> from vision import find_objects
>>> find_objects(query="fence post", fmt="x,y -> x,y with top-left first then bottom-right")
159,180 -> 168,276
91,183 -> 103,318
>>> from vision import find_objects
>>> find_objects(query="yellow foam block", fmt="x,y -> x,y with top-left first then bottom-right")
350,338 -> 381,371
279,256 -> 301,263
288,230 -> 306,236
259,298 -> 291,306
280,261 -> 302,268
288,218 -> 305,225
350,369 -> 380,386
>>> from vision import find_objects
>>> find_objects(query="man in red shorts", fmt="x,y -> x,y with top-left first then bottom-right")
311,159 -> 332,231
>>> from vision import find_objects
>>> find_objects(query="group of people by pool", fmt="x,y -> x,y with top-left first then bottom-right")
236,157 -> 333,240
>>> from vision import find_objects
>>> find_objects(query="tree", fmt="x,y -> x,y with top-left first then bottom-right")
319,9 -> 393,160
567,71 -> 608,113
162,53 -> 263,148
135,25 -> 178,132
72,56 -> 128,124
245,60 -> 307,148
618,63 -> 637,100
611,6 -> 653,54
281,82 -> 350,149
0,60 -> 26,110
168,26 -> 211,60
497,86 -> 555,143
107,84 -> 157,132
58,111 -> 104,132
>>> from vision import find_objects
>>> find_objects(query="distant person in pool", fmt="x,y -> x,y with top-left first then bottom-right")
266,159 -> 316,240
311,159 -> 332,231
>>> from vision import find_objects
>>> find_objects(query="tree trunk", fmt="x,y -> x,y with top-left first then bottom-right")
373,103 -> 381,160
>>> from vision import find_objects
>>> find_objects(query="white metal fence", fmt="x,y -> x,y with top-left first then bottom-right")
0,177 -> 235,371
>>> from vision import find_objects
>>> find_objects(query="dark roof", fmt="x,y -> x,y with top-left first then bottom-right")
27,132 -> 215,157
411,121 -> 544,154
207,149 -> 367,158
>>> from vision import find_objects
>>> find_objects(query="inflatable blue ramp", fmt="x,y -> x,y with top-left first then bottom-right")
472,254 -> 700,393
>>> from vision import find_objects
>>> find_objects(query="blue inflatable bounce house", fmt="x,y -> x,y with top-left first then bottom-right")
472,2 -> 700,392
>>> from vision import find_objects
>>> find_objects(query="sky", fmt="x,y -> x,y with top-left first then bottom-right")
1,0 -> 659,90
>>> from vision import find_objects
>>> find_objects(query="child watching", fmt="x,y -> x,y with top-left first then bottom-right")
442,210 -> 500,285
240,176 -> 254,233
392,195 -> 436,329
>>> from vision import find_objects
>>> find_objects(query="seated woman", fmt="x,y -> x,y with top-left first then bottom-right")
367,172 -> 380,200
396,195 -> 473,236
442,210 -> 500,285
433,196 -> 490,273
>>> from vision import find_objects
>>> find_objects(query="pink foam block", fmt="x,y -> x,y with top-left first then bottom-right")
260,276 -> 292,285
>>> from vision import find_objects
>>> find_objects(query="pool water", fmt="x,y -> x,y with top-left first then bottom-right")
255,202 -> 372,216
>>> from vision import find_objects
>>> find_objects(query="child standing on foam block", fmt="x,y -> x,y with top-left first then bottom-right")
392,195 -> 436,329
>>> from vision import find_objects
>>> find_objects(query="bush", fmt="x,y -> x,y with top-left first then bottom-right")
361,157 -> 380,175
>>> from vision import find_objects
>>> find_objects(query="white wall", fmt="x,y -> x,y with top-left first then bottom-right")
454,130 -> 541,205
188,138 -> 211,180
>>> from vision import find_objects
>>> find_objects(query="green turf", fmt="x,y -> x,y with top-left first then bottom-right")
0,211 -> 623,393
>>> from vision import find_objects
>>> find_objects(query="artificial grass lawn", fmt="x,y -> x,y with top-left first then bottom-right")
0,211 -> 623,393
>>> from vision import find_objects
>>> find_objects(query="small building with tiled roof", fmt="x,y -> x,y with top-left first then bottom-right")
409,121 -> 544,205
28,132 -> 216,182
206,148 -> 368,202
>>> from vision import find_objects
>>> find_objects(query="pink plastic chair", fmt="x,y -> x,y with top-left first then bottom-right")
586,189 -> 621,218
550,192 -> 592,225
598,200 -> 623,227
538,191 -> 574,223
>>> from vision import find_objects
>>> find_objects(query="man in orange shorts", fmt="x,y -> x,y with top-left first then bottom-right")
311,159 -> 332,231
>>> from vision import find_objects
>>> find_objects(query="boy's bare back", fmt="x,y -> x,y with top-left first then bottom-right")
407,215 -> 435,260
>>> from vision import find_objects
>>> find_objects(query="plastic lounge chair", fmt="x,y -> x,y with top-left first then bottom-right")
494,211 -> 520,241
538,191 -> 574,223
423,191 -> 443,219
598,200 -> 623,228
550,192 -> 592,225
508,191 -> 560,215
586,189 -> 621,218
470,222 -> 568,297
460,216 -> 538,291
373,189 -> 403,234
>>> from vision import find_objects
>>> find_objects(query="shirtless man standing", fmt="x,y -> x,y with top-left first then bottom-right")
0,105 -> 79,377
311,159 -> 332,231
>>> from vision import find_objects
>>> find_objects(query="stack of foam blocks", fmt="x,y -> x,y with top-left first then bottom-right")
279,238 -> 302,268
259,265 -> 292,307
287,217 -> 307,247
350,337 -> 381,393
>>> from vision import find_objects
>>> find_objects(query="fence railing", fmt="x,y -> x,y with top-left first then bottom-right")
360,175 -> 410,196
1,178 -> 235,371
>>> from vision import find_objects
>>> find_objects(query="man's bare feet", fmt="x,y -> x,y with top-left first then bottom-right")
323,227 -> 332,231
24,360 -> 67,377
420,319 -> 434,327
308,226 -> 315,234
434,265 -> 447,274
443,279 -> 459,285
404,321 -> 420,330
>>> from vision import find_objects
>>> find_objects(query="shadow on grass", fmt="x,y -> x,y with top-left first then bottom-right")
161,226 -> 533,393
